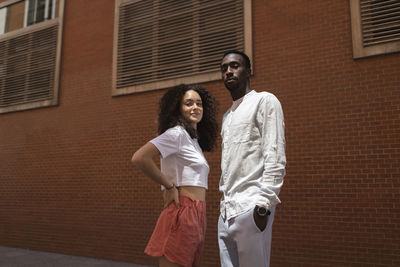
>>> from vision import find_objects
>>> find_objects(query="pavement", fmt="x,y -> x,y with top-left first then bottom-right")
0,246 -> 156,267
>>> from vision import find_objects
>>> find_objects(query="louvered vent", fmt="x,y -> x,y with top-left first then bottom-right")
0,25 -> 58,108
116,0 -> 244,89
360,0 -> 400,47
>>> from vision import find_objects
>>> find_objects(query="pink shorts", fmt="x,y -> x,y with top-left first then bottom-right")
144,195 -> 206,267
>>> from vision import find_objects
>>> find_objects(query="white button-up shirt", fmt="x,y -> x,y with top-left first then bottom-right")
220,90 -> 286,220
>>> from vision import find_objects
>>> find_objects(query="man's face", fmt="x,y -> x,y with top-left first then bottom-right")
220,53 -> 249,92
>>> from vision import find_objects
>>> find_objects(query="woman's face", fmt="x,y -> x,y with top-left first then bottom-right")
180,90 -> 203,128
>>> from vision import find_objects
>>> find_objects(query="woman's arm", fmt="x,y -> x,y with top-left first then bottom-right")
131,142 -> 180,208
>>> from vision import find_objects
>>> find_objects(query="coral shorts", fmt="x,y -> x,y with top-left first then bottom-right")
144,195 -> 206,267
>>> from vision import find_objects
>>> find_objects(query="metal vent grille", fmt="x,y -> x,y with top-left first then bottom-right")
116,0 -> 244,89
0,25 -> 58,108
360,0 -> 400,47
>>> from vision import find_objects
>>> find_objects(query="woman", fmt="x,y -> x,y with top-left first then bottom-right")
132,84 -> 218,267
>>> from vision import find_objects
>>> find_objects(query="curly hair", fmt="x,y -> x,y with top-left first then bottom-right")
158,84 -> 218,152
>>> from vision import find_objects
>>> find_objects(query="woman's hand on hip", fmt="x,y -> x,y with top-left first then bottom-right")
163,185 -> 180,209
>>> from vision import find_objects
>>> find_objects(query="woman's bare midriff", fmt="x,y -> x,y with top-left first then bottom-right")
178,186 -> 206,201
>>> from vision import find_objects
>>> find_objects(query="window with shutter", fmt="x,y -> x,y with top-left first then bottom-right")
112,0 -> 253,95
0,0 -> 63,114
350,0 -> 400,58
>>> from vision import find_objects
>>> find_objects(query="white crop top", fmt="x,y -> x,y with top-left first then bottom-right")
150,125 -> 209,190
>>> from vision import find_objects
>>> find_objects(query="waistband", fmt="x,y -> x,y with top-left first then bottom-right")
178,195 -> 206,207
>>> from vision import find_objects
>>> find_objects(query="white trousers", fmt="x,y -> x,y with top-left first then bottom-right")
218,206 -> 275,267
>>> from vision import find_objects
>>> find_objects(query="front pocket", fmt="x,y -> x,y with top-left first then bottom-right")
251,208 -> 269,233
172,206 -> 184,232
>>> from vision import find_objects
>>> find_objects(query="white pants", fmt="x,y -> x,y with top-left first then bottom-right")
218,206 -> 275,267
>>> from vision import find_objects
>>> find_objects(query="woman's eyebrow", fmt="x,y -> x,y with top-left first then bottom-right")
184,98 -> 202,102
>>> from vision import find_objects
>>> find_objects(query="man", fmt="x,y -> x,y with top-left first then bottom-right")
218,50 -> 286,267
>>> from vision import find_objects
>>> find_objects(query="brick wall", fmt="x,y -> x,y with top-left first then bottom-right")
0,0 -> 399,266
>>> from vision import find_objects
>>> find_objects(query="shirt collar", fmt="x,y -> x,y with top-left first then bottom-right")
231,90 -> 254,112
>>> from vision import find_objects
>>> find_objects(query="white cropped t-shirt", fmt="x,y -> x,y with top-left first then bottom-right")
150,125 -> 209,190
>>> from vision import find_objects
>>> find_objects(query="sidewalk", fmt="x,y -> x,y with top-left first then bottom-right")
0,246 -> 156,267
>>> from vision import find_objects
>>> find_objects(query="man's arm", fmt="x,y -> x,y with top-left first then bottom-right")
257,94 -> 286,210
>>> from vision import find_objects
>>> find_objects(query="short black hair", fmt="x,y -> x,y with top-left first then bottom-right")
222,50 -> 251,70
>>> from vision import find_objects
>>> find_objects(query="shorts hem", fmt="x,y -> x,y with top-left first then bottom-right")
144,251 -> 189,267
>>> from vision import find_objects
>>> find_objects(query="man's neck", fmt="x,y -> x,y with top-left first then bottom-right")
230,87 -> 251,101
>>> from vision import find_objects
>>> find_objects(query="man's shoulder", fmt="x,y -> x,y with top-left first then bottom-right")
253,90 -> 277,99
221,109 -> 231,123
252,90 -> 281,105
